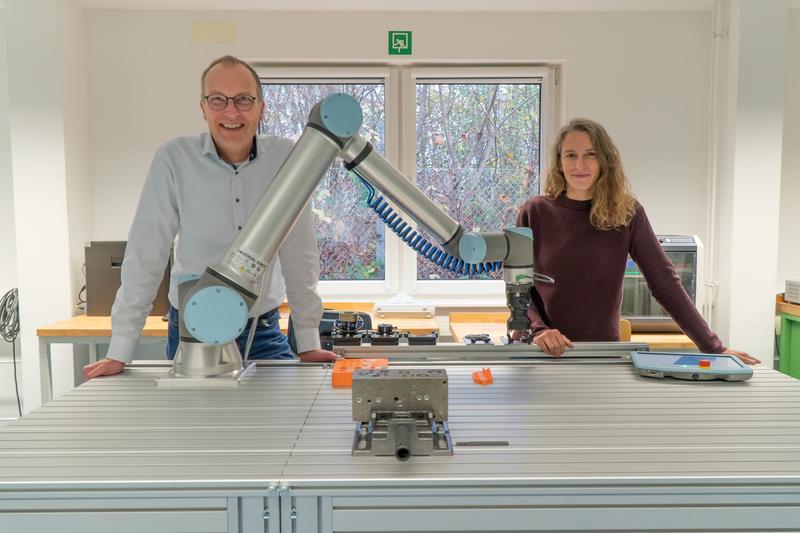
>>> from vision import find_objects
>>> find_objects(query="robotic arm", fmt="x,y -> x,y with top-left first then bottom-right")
339,132 -> 550,337
175,94 -> 550,377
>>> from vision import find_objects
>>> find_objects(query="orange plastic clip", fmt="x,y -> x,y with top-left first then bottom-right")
332,358 -> 389,388
472,367 -> 494,385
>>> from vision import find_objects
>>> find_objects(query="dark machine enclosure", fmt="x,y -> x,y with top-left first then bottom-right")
85,241 -> 170,316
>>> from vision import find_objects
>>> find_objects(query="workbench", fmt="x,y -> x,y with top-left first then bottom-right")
1,349 -> 796,532
35,310 -> 439,405
449,311 -> 695,349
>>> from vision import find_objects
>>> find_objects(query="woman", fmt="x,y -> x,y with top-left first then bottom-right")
517,118 -> 759,364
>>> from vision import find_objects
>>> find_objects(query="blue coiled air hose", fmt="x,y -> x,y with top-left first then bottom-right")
354,175 -> 502,276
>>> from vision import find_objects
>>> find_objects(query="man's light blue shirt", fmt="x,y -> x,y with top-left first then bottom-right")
108,133 -> 323,364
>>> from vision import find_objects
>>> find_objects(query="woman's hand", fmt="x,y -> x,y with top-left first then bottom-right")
533,329 -> 574,356
722,348 -> 761,365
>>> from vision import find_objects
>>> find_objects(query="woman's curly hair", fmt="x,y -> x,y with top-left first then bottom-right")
544,118 -> 637,230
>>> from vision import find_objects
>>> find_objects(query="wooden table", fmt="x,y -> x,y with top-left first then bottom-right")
448,311 -> 695,350
630,331 -> 696,350
37,313 -> 288,338
448,312 -> 511,345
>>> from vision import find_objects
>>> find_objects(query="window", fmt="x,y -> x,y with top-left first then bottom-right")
257,66 -> 556,304
260,79 -> 386,282
414,79 -> 543,282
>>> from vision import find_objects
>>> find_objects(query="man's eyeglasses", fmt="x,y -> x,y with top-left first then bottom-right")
203,94 -> 258,112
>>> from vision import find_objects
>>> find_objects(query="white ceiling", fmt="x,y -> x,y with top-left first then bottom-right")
3,0 -> 797,12
73,0 -> 718,12
3,0 -> 799,12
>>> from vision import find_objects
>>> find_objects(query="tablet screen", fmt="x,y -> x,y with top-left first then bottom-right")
639,353 -> 744,370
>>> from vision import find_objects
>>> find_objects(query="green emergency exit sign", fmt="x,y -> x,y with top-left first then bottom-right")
388,31 -> 412,55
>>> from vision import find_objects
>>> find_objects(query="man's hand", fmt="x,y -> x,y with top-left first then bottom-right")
533,329 -> 574,356
82,358 -> 125,381
723,348 -> 761,365
298,349 -> 337,362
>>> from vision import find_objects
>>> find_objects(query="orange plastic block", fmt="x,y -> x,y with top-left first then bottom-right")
472,367 -> 494,385
332,358 -> 389,388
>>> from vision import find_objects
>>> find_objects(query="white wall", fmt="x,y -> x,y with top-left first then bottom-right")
0,10 -> 17,320
714,0 -> 786,361
62,1 -> 92,314
86,9 -> 712,244
778,8 -> 800,293
6,0 -> 92,411
0,6 -> 23,419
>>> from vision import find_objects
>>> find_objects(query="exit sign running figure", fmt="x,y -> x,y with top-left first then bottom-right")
388,31 -> 412,55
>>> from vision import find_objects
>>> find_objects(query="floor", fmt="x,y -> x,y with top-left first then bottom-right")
0,348 -> 23,427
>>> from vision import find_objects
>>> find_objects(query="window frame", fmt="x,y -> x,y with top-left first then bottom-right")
255,64 -> 558,305
255,65 -> 397,298
402,66 -> 557,305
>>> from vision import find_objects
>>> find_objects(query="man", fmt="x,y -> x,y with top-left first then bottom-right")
83,56 -> 336,380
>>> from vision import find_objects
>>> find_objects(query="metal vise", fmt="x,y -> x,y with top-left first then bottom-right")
351,368 -> 453,461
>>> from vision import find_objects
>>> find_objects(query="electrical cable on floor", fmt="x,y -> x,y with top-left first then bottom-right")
0,288 -> 22,417
76,262 -> 86,312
